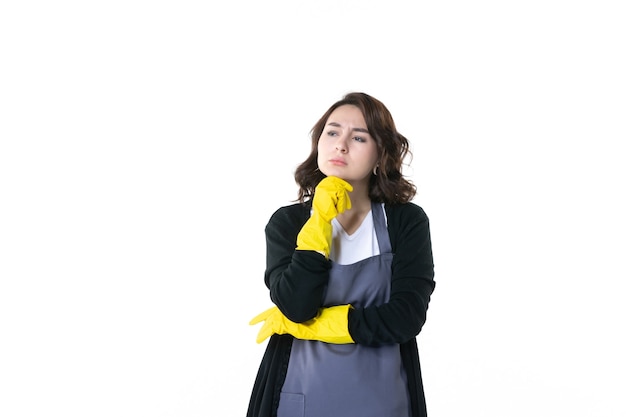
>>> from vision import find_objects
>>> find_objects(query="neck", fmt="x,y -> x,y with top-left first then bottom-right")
335,184 -> 371,234
347,182 -> 371,213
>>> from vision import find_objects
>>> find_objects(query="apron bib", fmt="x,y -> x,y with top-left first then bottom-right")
278,203 -> 410,417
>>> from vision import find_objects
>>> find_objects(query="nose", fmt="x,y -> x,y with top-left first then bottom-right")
335,135 -> 348,153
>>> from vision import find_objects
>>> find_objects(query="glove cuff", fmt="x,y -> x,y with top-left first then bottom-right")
296,214 -> 333,258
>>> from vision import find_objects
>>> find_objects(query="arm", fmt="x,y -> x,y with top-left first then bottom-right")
348,203 -> 436,346
264,177 -> 353,323
264,203 -> 331,323
254,203 -> 435,346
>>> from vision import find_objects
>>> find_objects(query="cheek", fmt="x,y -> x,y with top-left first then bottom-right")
367,147 -> 379,166
354,149 -> 378,172
317,139 -> 331,155
316,143 -> 326,162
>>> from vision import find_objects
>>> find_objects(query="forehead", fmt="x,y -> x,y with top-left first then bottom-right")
327,105 -> 366,125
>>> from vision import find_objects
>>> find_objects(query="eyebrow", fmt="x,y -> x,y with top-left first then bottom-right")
327,122 -> 370,134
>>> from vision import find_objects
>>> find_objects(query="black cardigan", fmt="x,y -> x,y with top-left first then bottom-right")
247,200 -> 436,417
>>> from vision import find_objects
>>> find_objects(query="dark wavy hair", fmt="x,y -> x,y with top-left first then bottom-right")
294,92 -> 417,205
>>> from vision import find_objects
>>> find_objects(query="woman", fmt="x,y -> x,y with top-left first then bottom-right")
247,92 -> 435,417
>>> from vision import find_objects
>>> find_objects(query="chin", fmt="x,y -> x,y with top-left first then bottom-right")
320,166 -> 345,177
323,172 -> 348,181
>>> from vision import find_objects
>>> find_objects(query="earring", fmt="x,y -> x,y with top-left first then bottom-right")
373,165 -> 379,176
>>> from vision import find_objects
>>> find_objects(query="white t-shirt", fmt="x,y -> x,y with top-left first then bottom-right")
330,209 -> 382,265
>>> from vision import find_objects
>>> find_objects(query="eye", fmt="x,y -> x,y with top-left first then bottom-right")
353,136 -> 366,143
326,130 -> 338,137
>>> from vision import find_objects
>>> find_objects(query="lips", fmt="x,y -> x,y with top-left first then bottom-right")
329,158 -> 347,166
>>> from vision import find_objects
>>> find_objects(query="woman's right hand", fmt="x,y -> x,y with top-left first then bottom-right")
296,176 -> 353,258
311,176 -> 353,222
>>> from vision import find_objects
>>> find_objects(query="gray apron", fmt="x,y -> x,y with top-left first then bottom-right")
278,203 -> 410,417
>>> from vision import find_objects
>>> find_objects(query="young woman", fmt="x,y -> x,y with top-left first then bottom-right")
247,92 -> 436,417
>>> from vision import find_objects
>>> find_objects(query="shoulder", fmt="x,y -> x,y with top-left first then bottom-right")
383,202 -> 431,250
384,201 -> 429,225
385,202 -> 432,258
266,201 -> 312,232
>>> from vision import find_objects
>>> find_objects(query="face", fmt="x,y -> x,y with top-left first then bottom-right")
317,105 -> 379,186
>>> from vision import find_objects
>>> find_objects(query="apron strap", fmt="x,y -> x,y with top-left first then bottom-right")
371,202 -> 392,254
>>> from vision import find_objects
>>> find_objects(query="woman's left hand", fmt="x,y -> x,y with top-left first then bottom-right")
249,305 -> 354,344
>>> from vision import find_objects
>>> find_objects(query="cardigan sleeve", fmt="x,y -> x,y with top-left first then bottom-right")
348,203 -> 436,346
263,203 -> 332,323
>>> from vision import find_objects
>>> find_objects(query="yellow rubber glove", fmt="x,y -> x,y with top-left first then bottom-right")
249,305 -> 355,344
296,176 -> 353,258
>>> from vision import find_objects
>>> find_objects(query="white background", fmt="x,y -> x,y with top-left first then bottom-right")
1,1 -> 625,416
